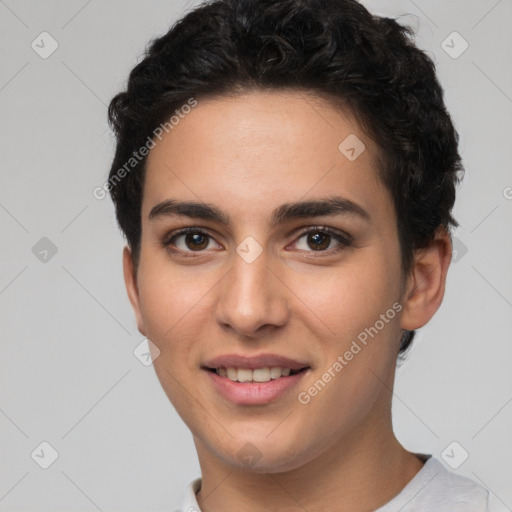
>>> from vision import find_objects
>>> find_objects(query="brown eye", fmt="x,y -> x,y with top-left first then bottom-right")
165,229 -> 217,253
307,232 -> 331,251
293,227 -> 352,253
184,232 -> 209,251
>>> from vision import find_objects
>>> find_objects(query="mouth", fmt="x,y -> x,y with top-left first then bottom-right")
201,353 -> 312,404
203,366 -> 310,383
202,363 -> 311,405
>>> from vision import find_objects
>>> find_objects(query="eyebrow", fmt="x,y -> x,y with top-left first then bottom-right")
148,196 -> 371,227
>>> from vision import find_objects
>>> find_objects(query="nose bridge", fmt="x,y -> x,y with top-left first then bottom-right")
215,245 -> 289,335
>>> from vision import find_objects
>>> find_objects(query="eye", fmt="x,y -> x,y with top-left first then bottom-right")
292,226 -> 352,253
163,225 -> 352,257
164,228 -> 220,253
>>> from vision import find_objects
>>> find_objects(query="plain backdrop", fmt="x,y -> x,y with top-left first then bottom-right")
0,0 -> 511,510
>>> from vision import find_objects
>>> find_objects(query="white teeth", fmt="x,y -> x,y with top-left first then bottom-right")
237,368 -> 253,382
217,366 -> 301,382
270,367 -> 282,379
252,368 -> 270,382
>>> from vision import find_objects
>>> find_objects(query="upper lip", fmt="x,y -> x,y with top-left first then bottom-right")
202,353 -> 310,371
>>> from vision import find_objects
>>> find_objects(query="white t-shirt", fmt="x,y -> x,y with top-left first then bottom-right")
178,455 -> 490,511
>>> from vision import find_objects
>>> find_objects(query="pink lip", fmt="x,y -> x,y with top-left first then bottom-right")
202,353 -> 310,371
204,368 -> 310,405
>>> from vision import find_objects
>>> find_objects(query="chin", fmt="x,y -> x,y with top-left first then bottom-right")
209,432 -> 316,474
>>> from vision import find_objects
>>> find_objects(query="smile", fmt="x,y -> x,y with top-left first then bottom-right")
203,366 -> 310,405
207,366 -> 307,383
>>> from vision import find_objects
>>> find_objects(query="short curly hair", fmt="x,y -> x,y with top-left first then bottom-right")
107,0 -> 463,354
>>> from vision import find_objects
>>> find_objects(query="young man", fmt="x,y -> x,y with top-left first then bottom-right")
106,0 -> 489,510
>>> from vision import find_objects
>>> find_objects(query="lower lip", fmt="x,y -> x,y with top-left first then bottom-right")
204,369 -> 309,405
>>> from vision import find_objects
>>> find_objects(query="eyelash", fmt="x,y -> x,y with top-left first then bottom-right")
162,225 -> 352,257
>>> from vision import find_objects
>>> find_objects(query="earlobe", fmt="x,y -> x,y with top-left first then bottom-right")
400,227 -> 453,331
122,246 -> 147,336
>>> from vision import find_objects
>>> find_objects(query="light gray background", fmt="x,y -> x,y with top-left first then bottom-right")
0,0 -> 511,510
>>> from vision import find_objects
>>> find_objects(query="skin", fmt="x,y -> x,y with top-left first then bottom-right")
123,90 -> 452,511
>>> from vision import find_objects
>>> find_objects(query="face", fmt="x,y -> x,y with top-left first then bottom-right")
123,90 -> 435,473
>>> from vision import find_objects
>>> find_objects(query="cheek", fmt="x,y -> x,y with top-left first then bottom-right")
290,252 -> 400,339
136,263 -> 207,355
135,268 -> 213,418
290,272 -> 402,447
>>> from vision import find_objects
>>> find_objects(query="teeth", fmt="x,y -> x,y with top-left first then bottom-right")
216,366 -> 300,382
269,367 -> 282,379
253,368 -> 270,382
237,368 -> 252,382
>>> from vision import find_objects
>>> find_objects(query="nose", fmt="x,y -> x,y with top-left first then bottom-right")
214,248 -> 290,337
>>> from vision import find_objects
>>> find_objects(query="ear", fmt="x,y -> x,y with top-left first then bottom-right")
122,246 -> 147,336
400,227 -> 453,331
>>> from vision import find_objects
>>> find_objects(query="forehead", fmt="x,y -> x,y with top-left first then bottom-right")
142,90 -> 393,227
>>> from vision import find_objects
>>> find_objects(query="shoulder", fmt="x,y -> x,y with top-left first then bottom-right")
378,456 -> 489,512
425,458 -> 489,510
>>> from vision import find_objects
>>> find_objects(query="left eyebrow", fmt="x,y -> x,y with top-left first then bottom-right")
270,196 -> 372,227
148,196 -> 372,226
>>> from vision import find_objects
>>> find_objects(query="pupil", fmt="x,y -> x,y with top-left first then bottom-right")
308,232 -> 329,251
186,232 -> 208,250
